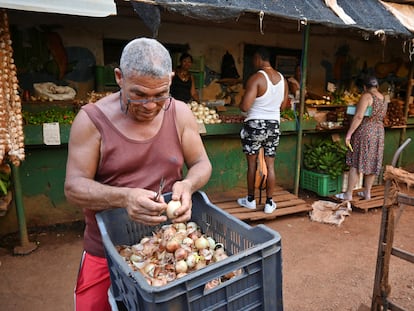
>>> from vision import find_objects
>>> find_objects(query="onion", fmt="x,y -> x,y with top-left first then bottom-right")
166,271 -> 176,282
130,254 -> 144,263
175,260 -> 188,273
166,237 -> 181,253
205,278 -> 221,290
182,237 -> 194,247
132,260 -> 147,270
176,272 -> 187,279
162,225 -> 177,240
195,236 -> 209,250
143,263 -> 156,278
186,222 -> 198,232
151,278 -> 167,287
206,237 -> 216,250
213,251 -> 228,262
173,222 -> 186,232
199,248 -> 213,261
118,246 -> 133,258
188,230 -> 201,241
225,268 -> 242,280
186,253 -> 198,269
166,200 -> 181,219
174,247 -> 188,261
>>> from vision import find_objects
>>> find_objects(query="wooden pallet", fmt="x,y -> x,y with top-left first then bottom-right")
332,185 -> 385,212
208,186 -> 312,222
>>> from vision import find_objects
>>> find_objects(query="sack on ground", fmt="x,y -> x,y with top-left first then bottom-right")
309,200 -> 351,226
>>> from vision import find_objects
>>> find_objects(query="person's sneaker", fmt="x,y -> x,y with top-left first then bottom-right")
237,196 -> 256,209
264,201 -> 277,214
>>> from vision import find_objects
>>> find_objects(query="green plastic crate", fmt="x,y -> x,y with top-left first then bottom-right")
300,169 -> 342,197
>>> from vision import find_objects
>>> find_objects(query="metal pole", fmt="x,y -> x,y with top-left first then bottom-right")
398,60 -> 414,166
11,163 -> 37,255
294,22 -> 310,195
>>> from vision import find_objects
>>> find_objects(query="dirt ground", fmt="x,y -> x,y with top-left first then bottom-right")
0,193 -> 413,311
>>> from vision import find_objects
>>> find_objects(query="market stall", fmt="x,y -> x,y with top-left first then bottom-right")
0,1 -> 414,237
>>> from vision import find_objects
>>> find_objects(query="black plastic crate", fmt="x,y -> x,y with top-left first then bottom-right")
96,191 -> 283,311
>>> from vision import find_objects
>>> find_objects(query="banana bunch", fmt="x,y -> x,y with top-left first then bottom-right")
303,139 -> 348,179
305,99 -> 330,105
342,92 -> 360,105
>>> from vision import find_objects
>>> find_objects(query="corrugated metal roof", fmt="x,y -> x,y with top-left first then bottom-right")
131,0 -> 413,37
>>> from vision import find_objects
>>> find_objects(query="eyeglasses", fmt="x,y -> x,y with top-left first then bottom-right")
127,95 -> 171,106
119,91 -> 172,114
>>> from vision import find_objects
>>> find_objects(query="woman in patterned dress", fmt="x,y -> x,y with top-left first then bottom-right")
341,76 -> 387,201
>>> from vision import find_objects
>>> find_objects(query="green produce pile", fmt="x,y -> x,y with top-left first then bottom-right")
303,138 -> 348,179
0,164 -> 11,196
281,109 -> 313,121
0,170 -> 10,196
22,109 -> 77,125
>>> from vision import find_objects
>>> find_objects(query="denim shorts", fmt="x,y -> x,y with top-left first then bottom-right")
240,119 -> 280,156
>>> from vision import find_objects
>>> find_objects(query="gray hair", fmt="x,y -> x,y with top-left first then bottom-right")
119,38 -> 172,78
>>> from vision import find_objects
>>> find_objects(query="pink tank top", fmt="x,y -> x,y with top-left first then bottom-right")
81,99 -> 184,257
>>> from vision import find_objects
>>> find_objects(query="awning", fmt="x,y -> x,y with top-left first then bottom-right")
0,0 -> 117,17
380,0 -> 414,32
129,0 -> 413,38
336,0 -> 412,36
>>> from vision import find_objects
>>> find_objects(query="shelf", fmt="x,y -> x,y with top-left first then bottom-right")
201,119 -> 317,136
24,124 -> 71,145
306,105 -> 347,108
22,101 -> 78,112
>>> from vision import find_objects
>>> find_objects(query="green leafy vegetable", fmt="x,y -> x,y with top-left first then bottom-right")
23,109 -> 76,125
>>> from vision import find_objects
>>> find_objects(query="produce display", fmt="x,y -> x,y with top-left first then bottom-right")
409,102 -> 414,117
218,114 -> 245,123
0,10 -> 25,166
303,138 -> 348,179
384,98 -> 406,127
281,109 -> 314,121
188,101 -> 222,124
116,220 -> 242,288
305,91 -> 360,106
22,91 -> 115,125
22,109 -> 76,125
0,162 -> 10,196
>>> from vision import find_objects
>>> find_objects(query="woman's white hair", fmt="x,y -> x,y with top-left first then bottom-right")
120,38 -> 172,78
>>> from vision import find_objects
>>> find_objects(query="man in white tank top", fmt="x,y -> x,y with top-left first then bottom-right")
237,47 -> 289,213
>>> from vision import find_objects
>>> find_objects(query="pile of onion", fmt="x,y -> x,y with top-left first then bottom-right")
116,221 -> 242,288
188,101 -> 222,125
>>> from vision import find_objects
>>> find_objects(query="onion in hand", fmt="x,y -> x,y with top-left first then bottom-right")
166,200 -> 181,219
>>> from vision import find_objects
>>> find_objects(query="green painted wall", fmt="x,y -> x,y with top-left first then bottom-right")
0,127 -> 413,236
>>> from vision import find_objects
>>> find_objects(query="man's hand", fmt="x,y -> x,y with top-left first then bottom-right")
125,188 -> 168,226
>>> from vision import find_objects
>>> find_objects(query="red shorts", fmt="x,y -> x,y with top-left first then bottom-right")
74,251 -> 111,311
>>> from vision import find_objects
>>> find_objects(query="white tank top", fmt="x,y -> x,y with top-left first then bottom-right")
246,70 -> 285,121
